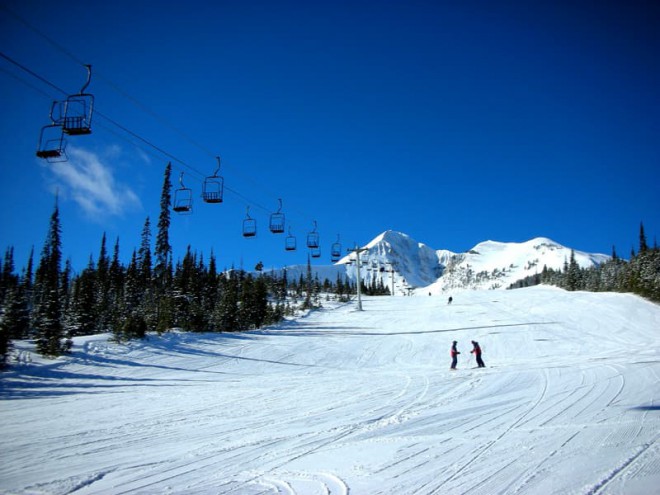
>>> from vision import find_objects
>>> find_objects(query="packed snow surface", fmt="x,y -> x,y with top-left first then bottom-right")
1,287 -> 659,494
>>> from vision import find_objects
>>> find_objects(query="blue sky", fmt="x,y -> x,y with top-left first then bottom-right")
1,0 -> 659,274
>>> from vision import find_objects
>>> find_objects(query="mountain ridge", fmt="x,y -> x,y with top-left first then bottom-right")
281,230 -> 610,293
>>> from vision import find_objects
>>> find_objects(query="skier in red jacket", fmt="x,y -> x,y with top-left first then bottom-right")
471,340 -> 485,368
450,341 -> 460,370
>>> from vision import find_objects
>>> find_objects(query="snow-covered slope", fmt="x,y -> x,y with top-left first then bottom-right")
1,287 -> 659,494
290,231 -> 610,293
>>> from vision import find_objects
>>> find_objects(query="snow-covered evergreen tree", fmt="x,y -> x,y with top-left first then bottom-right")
33,200 -> 66,357
155,162 -> 172,289
214,271 -> 239,332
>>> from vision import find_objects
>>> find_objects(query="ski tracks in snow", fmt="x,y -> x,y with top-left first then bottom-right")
2,289 -> 659,494
255,472 -> 348,495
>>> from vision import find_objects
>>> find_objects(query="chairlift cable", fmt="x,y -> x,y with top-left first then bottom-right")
2,5 -> 216,162
0,65 -> 57,100
1,11 -> 320,222
1,51 -> 205,179
1,8 -> 279,196
0,4 -> 88,68
0,51 -> 68,97
2,44 -> 341,252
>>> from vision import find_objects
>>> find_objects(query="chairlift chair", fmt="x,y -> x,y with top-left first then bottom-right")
36,123 -> 67,162
330,235 -> 342,262
243,206 -> 257,237
306,221 -> 320,249
202,156 -> 224,203
61,65 -> 94,136
172,171 -> 193,214
311,247 -> 321,259
285,227 -> 297,251
269,198 -> 285,234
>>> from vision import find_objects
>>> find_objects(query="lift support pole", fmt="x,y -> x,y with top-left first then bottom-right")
383,262 -> 396,296
348,245 -> 369,311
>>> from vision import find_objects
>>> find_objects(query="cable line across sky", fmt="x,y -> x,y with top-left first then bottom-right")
0,40 -> 342,261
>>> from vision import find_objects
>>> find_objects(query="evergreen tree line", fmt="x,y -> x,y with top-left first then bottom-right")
360,275 -> 391,296
0,210 -> 357,367
0,163 -> 358,368
508,224 -> 660,303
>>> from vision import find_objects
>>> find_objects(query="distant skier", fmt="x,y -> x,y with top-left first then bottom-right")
450,341 -> 460,370
448,296 -> 453,305
471,340 -> 485,368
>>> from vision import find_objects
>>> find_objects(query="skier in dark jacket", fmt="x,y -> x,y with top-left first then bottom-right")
450,341 -> 460,370
471,340 -> 485,368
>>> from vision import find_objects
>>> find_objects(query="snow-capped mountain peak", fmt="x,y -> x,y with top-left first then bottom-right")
340,230 -> 444,289
427,236 -> 609,293
284,232 -> 610,294
342,232 -> 609,293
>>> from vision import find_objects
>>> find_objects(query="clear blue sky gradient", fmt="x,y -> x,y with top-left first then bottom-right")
1,0 -> 659,274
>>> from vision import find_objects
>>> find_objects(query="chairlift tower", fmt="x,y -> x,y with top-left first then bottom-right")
383,262 -> 397,296
348,245 -> 368,311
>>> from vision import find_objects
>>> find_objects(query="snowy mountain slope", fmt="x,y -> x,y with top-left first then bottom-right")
428,237 -> 611,292
341,230 -> 445,289
282,231 -> 610,293
274,230 -> 445,291
1,287 -> 659,494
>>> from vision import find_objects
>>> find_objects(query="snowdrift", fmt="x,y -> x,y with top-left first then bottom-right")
1,287 -> 659,494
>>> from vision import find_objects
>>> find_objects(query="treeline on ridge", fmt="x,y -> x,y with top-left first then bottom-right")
0,163 -> 364,367
508,223 -> 660,303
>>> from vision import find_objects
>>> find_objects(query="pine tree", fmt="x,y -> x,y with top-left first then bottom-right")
302,254 -> 313,309
251,275 -> 270,328
335,273 -> 345,297
123,250 -> 141,314
566,250 -> 582,291
1,247 -> 18,305
639,222 -> 649,254
61,258 -> 72,315
154,163 -> 175,332
66,258 -> 97,336
0,322 -> 10,369
33,200 -> 65,357
97,233 -> 110,279
155,162 -> 172,288
95,233 -> 112,332
112,249 -> 148,342
214,271 -> 239,332
280,267 -> 288,301
0,302 -> 12,368
22,247 -> 34,317
238,272 -> 254,330
199,251 -> 219,331
138,217 -> 153,287
0,248 -> 26,367
107,237 -> 124,330
172,245 -> 198,330
9,281 -> 30,340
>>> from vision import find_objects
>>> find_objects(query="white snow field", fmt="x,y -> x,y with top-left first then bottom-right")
1,286 -> 659,495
